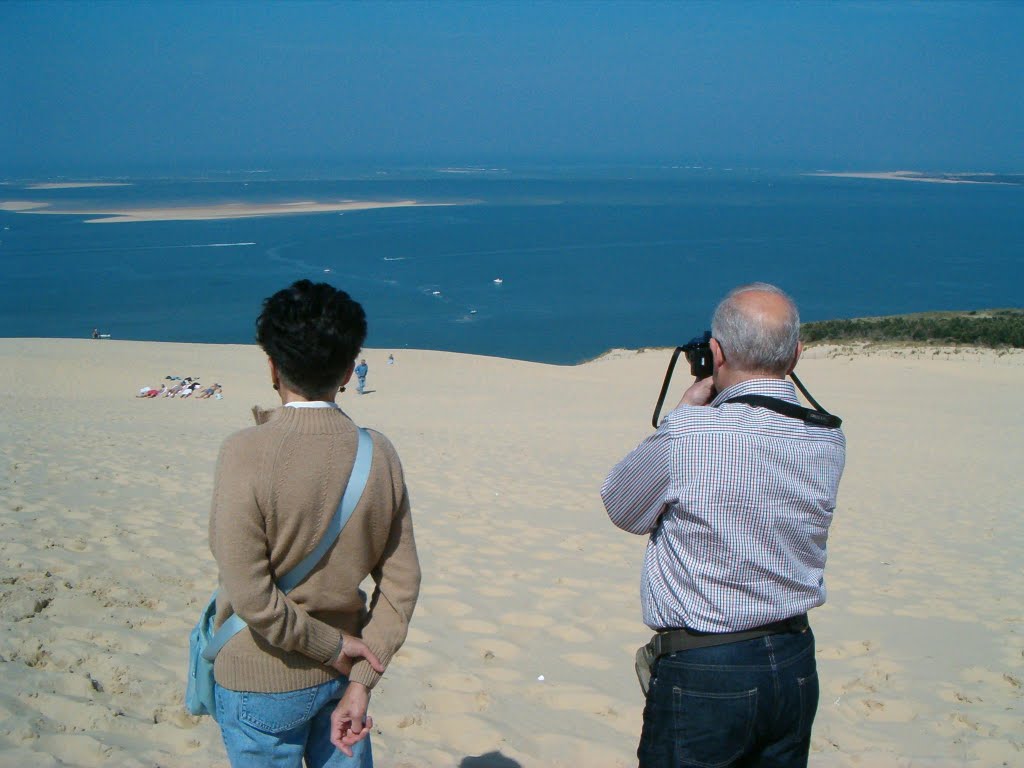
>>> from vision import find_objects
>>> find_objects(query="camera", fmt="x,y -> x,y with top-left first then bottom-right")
650,331 -> 713,428
681,331 -> 714,379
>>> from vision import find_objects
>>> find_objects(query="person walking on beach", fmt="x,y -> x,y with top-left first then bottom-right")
208,280 -> 420,766
354,359 -> 368,394
601,283 -> 846,767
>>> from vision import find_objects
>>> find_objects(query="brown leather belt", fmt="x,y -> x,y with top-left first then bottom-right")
650,613 -> 809,659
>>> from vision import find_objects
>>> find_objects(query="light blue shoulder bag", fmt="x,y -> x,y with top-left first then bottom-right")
186,427 -> 373,719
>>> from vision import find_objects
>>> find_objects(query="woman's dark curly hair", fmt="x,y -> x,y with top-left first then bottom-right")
256,280 -> 367,398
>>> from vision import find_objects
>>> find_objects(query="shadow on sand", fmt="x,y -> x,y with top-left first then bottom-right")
459,751 -> 523,768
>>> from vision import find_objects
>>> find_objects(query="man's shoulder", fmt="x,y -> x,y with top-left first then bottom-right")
661,404 -> 729,436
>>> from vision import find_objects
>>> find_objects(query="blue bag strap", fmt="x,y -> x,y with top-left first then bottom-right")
203,427 -> 373,662
277,428 -> 373,592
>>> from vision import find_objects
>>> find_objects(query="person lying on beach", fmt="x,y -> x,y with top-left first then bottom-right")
178,381 -> 203,398
195,383 -> 222,399
164,377 -> 194,397
136,384 -> 166,398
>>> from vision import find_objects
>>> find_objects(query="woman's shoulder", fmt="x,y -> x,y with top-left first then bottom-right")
363,427 -> 402,464
218,413 -> 281,459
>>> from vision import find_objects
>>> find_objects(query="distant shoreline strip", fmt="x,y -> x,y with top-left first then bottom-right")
0,199 -> 455,223
806,171 -> 1015,186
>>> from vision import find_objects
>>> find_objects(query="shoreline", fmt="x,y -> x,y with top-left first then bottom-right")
805,170 -> 1014,185
5,336 -> 1023,368
0,199 -> 455,223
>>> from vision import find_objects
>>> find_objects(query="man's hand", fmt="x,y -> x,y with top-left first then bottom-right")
330,682 -> 372,756
678,376 -> 716,408
329,635 -> 385,677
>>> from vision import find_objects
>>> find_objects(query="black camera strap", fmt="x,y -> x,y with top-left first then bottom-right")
724,394 -> 842,429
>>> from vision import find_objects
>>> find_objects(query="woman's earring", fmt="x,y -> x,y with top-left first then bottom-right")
339,386 -> 346,393
272,383 -> 279,391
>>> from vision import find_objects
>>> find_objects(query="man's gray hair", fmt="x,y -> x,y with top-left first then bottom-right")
711,283 -> 800,375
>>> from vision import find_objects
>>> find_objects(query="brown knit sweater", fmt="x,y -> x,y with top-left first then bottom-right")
209,405 -> 420,692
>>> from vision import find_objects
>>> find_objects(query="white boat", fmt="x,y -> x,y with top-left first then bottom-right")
493,278 -> 503,284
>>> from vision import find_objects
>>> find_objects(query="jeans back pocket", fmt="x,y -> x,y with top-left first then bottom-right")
239,687 -> 320,734
672,685 -> 758,768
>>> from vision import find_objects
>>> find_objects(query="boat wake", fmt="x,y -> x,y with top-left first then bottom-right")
188,242 -> 257,248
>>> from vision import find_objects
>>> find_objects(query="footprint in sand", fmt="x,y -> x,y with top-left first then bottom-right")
479,666 -> 523,682
426,598 -> 473,617
529,586 -> 579,601
467,638 -> 520,660
528,684 -> 616,714
546,624 -> 595,643
499,612 -> 553,628
419,584 -> 459,597
817,638 -> 874,660
454,619 -> 499,634
530,550 -> 562,561
392,645 -> 439,669
475,586 -> 514,599
561,652 -> 613,671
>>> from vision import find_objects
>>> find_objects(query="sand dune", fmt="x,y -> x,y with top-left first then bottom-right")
0,339 -> 1021,767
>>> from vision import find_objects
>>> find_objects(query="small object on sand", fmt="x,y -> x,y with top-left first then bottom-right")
537,675 -> 545,682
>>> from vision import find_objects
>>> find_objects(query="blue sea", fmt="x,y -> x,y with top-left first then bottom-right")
1,169 -> 1021,363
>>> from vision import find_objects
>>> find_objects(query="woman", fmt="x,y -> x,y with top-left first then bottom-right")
209,280 -> 420,766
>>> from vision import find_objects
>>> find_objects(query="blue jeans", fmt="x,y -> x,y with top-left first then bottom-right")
638,627 -> 818,768
215,679 -> 373,768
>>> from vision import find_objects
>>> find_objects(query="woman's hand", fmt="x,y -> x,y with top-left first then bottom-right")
330,682 -> 372,756
329,635 -> 385,677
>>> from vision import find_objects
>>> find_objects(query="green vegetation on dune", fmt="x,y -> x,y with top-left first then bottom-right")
802,309 -> 1024,348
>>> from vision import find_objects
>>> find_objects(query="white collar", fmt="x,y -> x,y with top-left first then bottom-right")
284,401 -> 340,409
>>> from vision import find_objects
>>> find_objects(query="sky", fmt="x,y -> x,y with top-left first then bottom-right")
2,0 -> 1022,175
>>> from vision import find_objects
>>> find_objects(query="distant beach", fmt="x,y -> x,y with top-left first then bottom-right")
807,170 -> 1021,185
24,182 -> 133,190
0,198 -> 449,223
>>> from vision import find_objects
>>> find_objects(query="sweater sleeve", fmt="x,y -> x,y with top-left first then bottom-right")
210,434 -> 342,665
348,447 -> 421,689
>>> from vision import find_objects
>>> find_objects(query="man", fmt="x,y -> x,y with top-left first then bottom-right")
355,358 -> 368,394
601,283 -> 846,767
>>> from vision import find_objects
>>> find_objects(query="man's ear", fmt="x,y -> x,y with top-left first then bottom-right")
268,357 -> 280,389
788,341 -> 803,374
710,337 -> 726,371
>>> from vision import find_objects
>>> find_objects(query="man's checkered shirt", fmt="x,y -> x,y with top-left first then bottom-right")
601,378 -> 846,633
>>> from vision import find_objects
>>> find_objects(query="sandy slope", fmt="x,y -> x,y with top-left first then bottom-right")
0,339 -> 1020,767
